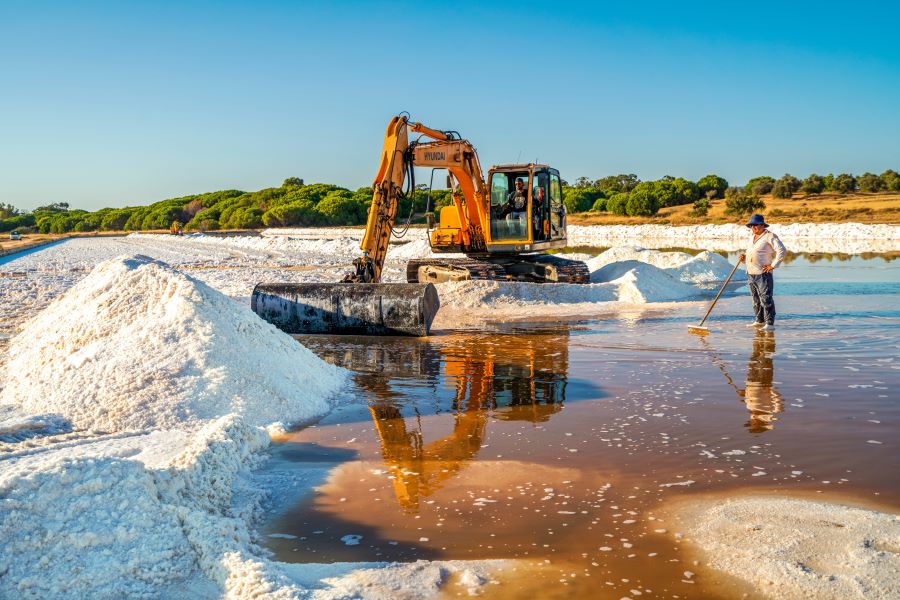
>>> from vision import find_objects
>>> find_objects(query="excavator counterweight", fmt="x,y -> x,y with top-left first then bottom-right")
252,114 -> 587,336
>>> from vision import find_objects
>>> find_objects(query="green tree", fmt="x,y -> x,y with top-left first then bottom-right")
771,174 -> 800,199
282,177 -> 304,188
822,173 -> 835,191
746,176 -> 775,195
832,173 -> 857,193
801,174 -> 825,194
724,190 -> 765,217
0,203 -> 21,219
594,174 -> 640,195
857,172 -> 883,193
316,190 -> 368,225
880,169 -> 900,191
697,174 -> 729,199
591,197 -> 607,212
670,178 -> 700,205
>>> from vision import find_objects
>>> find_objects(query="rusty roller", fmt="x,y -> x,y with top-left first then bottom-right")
251,282 -> 440,337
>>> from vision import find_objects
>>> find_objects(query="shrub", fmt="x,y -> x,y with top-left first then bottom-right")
625,187 -> 659,216
591,197 -> 607,212
771,179 -> 793,199
724,190 -> 765,217
563,186 -> 604,213
606,193 -> 629,216
690,197 -> 710,217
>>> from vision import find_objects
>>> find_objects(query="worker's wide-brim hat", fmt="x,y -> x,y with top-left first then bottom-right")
745,214 -> 768,228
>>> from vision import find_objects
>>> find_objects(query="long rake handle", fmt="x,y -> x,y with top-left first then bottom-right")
696,260 -> 742,328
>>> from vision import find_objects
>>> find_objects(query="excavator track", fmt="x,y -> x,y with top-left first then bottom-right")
406,255 -> 589,285
406,258 -> 508,283
526,254 -> 591,284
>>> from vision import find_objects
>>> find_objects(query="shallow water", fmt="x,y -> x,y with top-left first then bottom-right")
263,255 -> 899,598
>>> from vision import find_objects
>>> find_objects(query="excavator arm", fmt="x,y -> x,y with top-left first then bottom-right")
348,115 -> 490,283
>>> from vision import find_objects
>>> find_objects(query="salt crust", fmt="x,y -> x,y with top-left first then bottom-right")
669,495 -> 900,599
0,255 -> 345,432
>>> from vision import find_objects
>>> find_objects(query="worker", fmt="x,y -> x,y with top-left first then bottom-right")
505,177 -> 528,221
738,214 -> 786,331
739,331 -> 783,433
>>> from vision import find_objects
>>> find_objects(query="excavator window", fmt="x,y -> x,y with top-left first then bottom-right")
489,170 -> 531,241
549,172 -> 564,238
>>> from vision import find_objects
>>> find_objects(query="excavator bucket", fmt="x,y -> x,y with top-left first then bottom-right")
251,282 -> 440,336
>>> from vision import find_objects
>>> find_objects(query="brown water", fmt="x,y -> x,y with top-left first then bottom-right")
261,256 -> 899,599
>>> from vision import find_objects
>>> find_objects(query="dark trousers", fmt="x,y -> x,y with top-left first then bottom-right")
748,273 -> 775,325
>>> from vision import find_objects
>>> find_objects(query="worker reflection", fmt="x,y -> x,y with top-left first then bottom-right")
363,334 -> 568,512
738,331 -> 783,433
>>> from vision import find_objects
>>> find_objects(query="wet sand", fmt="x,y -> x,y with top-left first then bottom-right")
260,255 -> 899,598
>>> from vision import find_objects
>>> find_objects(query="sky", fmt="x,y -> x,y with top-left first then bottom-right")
1,0 -> 899,211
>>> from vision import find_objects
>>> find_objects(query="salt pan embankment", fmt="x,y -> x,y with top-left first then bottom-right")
568,222 -> 900,253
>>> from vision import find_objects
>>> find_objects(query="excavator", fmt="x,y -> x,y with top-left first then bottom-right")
252,114 -> 589,336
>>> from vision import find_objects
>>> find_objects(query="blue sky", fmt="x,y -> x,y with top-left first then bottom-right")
2,1 -> 898,211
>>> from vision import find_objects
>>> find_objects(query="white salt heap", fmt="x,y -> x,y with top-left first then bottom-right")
434,246 -> 736,314
668,495 -> 900,599
0,255 -> 352,598
0,255 -> 345,432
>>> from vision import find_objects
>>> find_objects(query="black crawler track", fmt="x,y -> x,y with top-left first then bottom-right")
406,254 -> 590,285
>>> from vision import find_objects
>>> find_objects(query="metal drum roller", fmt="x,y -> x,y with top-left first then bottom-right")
251,282 -> 440,337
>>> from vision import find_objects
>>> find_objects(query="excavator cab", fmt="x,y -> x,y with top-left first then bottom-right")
486,164 -> 567,251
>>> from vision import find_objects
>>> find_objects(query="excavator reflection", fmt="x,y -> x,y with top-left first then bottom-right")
355,333 -> 569,512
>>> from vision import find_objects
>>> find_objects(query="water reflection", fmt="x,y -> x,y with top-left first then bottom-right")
699,332 -> 784,434
739,332 -> 783,433
356,333 -> 569,512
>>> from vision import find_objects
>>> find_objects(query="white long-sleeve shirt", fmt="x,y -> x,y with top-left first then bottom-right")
745,229 -> 786,275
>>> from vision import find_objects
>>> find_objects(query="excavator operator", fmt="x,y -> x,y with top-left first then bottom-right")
504,177 -> 528,220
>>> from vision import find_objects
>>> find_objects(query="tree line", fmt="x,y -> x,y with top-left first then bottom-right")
1,169 -> 897,233
561,169 -> 900,218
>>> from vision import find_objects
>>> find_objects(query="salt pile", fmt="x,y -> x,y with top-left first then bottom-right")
0,255 -> 346,431
587,246 -> 744,284
667,495 -> 900,599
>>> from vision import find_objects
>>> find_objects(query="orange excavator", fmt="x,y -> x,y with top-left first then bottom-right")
252,114 -> 589,336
